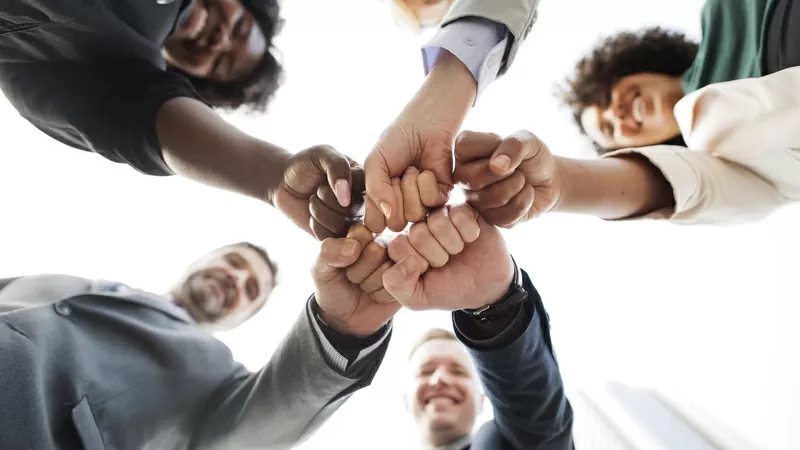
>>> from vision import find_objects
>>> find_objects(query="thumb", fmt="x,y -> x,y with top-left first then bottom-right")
312,238 -> 362,283
364,153 -> 398,227
488,130 -> 539,176
382,256 -> 426,310
312,146 -> 354,208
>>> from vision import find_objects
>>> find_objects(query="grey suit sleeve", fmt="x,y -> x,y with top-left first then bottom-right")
442,0 -> 542,75
189,297 -> 390,450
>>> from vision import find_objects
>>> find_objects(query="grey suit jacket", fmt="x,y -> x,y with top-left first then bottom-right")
443,0 -> 542,75
0,275 -> 388,450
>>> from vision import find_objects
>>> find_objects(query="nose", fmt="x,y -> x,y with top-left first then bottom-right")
209,26 -> 231,52
603,107 -> 636,138
428,367 -> 451,387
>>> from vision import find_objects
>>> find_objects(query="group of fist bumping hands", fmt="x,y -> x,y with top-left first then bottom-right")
306,128 -> 556,336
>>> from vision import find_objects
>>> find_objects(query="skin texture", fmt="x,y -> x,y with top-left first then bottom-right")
406,338 -> 484,447
382,204 -> 514,312
313,225 -> 402,337
580,73 -> 685,150
170,243 -> 275,331
451,129 -> 676,224
364,51 -> 476,234
157,98 -> 360,241
162,0 -> 266,83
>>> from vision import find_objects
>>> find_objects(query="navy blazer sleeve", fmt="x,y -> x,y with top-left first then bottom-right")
452,269 -> 574,449
0,61 -> 201,176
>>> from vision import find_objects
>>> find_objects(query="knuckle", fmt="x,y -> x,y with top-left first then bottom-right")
364,241 -> 388,260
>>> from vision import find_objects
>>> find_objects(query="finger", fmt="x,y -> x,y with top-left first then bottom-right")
401,167 -> 426,223
418,170 -> 449,208
454,131 -> 503,163
386,179 -> 408,232
387,235 -> 429,274
365,198 -> 387,234
369,288 -> 397,305
408,221 -> 450,268
488,130 -> 540,177
472,184 -> 535,228
364,152 -> 397,224
382,256 -> 426,308
312,238 -> 362,282
426,207 -> 465,255
448,203 -> 481,243
310,195 -> 354,238
310,145 -> 354,207
316,173 -> 365,218
469,170 -> 526,209
359,260 -> 393,293
453,159 -> 507,190
346,223 -> 374,248
346,240 -> 388,285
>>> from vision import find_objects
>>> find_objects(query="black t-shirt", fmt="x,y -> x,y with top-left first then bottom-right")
0,0 -> 204,175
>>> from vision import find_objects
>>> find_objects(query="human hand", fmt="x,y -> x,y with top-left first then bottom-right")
453,130 -> 563,227
272,145 -> 365,240
312,224 -> 400,337
382,204 -> 514,312
364,51 -> 477,233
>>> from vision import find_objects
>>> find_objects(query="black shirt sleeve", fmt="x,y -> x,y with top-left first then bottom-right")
0,60 -> 203,176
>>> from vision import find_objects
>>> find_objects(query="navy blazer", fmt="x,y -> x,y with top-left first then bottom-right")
453,269 -> 575,449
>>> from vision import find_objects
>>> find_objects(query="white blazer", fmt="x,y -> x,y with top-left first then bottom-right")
605,66 -> 800,224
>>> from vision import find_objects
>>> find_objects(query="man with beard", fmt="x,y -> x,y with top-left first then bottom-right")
0,238 -> 398,449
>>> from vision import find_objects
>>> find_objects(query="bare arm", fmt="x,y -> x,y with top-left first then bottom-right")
553,155 -> 675,220
156,97 -> 291,206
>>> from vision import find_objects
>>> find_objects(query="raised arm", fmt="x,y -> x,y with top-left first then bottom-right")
454,267 -> 574,449
191,233 -> 399,449
0,62 -> 362,239
383,207 -> 574,449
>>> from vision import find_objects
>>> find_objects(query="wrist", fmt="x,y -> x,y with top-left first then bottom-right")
317,308 -> 385,339
262,148 -> 292,206
409,51 -> 476,132
471,254 -> 515,310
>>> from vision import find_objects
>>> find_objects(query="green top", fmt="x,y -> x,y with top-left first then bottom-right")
681,0 -> 778,93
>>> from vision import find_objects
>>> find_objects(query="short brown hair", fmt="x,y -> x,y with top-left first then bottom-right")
556,27 -> 699,153
408,328 -> 458,359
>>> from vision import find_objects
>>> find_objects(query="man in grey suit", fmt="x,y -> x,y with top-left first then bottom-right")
0,237 -> 399,450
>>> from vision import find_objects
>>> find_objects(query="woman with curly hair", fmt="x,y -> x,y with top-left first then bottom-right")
451,0 -> 800,227
560,0 -> 799,153
0,0 -> 367,240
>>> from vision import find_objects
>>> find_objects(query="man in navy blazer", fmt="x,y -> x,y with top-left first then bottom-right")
381,206 -> 575,450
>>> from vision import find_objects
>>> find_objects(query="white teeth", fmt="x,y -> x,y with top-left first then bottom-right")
631,96 -> 644,124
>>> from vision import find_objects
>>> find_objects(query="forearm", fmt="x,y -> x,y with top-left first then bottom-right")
192,299 -> 387,449
156,97 -> 290,205
553,155 -> 675,220
405,51 -> 477,132
454,271 -> 574,449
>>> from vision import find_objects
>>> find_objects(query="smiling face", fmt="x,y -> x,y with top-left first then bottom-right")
406,337 -> 483,446
170,243 -> 275,331
162,0 -> 267,83
580,73 -> 684,150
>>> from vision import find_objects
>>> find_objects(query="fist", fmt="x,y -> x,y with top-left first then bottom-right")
453,130 -> 563,228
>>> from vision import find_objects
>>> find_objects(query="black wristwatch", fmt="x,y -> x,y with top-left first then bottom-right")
461,256 -> 528,324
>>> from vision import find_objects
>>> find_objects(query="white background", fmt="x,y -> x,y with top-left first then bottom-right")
1,0 -> 798,448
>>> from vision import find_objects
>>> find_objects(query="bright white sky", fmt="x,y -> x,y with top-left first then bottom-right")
1,0 -> 798,448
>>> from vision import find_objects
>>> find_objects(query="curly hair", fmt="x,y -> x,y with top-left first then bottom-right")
173,0 -> 284,113
556,27 -> 699,153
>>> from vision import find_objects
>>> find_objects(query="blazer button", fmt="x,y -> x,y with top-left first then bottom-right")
54,301 -> 72,316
